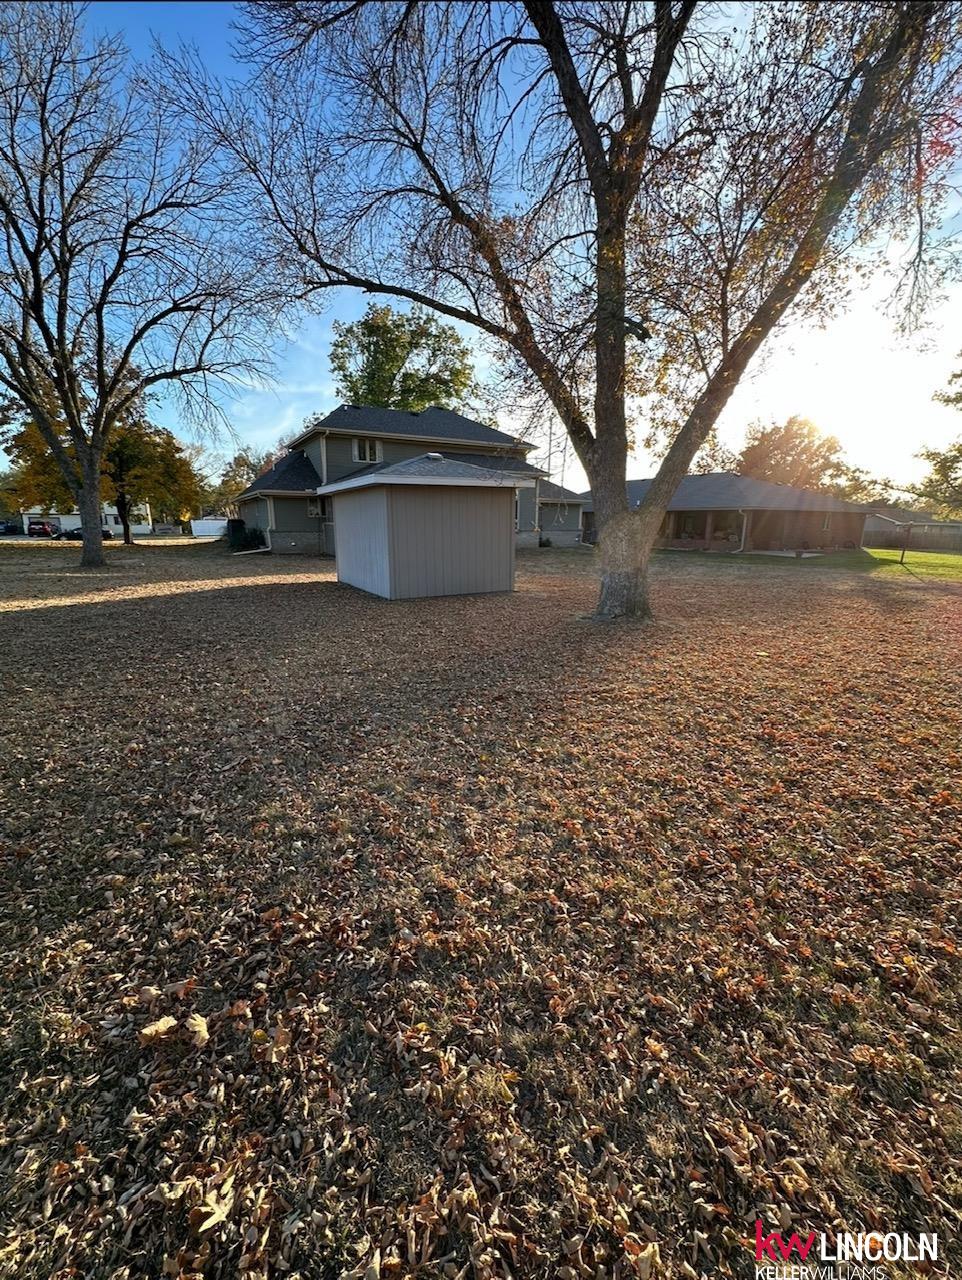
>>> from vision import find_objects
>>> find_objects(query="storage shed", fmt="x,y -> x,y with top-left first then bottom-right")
316,453 -> 535,599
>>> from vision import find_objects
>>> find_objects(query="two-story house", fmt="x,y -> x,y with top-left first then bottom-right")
234,404 -> 584,553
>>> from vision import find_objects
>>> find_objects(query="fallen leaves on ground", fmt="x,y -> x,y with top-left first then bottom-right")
0,542 -> 960,1279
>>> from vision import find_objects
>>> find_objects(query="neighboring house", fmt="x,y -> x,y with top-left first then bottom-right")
17,501 -> 152,537
863,506 -> 962,552
580,473 -> 868,551
234,404 -> 582,552
537,479 -> 585,546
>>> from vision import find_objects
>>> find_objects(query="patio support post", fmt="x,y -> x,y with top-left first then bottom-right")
703,510 -> 714,549
739,510 -> 752,552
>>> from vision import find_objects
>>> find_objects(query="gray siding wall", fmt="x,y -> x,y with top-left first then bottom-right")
239,497 -> 269,531
387,486 -> 515,599
269,496 -> 332,556
539,500 -> 582,531
326,433 -> 362,482
320,431 -> 531,484
272,496 -> 311,530
300,438 -> 324,482
333,488 -> 391,596
516,485 -> 538,533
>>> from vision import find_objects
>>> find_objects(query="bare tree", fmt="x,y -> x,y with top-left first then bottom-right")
172,0 -> 960,616
0,3 -> 284,567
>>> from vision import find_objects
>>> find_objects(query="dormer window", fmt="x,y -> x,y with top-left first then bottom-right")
353,437 -> 382,463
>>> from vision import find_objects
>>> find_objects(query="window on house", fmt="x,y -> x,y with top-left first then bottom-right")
821,513 -> 832,532
352,437 -> 381,463
514,494 -> 520,530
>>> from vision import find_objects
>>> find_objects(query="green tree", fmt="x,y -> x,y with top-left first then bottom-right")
738,418 -> 853,491
330,305 -> 476,411
736,417 -> 892,503
912,439 -> 962,516
206,449 -> 274,512
3,412 -> 204,543
106,425 -> 204,541
0,464 -> 22,522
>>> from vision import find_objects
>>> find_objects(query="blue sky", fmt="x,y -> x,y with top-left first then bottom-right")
86,1 -> 368,468
80,4 -> 962,491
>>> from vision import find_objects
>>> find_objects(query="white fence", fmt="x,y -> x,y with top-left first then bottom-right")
190,518 -> 228,538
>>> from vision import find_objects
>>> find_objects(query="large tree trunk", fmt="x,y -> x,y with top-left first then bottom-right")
77,459 -> 105,568
591,219 -> 655,620
595,510 -> 653,620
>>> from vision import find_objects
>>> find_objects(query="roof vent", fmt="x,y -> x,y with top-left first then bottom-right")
426,452 -> 442,460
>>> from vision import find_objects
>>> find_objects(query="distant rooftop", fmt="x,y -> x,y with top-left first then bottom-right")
539,479 -> 585,504
580,472 -> 870,513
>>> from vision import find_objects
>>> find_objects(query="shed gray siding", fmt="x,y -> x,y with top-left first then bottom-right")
387,486 -> 515,598
332,484 -> 516,599
333,488 -> 391,597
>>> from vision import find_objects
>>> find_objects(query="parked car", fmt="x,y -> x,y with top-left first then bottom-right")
53,527 -> 113,540
0,519 -> 22,535
27,520 -> 58,537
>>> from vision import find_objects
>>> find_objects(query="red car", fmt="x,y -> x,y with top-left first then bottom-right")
27,520 -> 57,537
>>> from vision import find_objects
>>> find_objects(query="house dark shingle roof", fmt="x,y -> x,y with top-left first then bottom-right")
440,451 -> 543,476
580,473 -> 869,514
539,479 -> 585,503
293,404 -> 529,450
236,450 -> 321,499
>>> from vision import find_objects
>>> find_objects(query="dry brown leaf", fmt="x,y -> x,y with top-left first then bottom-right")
138,1015 -> 178,1044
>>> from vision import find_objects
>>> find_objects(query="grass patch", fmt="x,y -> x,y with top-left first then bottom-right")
654,544 -> 962,581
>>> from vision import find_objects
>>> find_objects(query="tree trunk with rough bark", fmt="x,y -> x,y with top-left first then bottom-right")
591,221 -> 651,620
594,511 -> 653,620
77,460 -> 105,568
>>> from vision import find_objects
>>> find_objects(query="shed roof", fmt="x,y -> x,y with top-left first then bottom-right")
236,450 -> 321,500
316,453 -> 537,496
291,404 -> 530,451
580,473 -> 869,514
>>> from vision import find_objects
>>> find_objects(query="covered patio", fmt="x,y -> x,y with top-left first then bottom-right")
580,473 -> 870,552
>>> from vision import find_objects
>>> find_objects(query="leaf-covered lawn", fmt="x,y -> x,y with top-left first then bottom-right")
1,542 -> 960,1279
